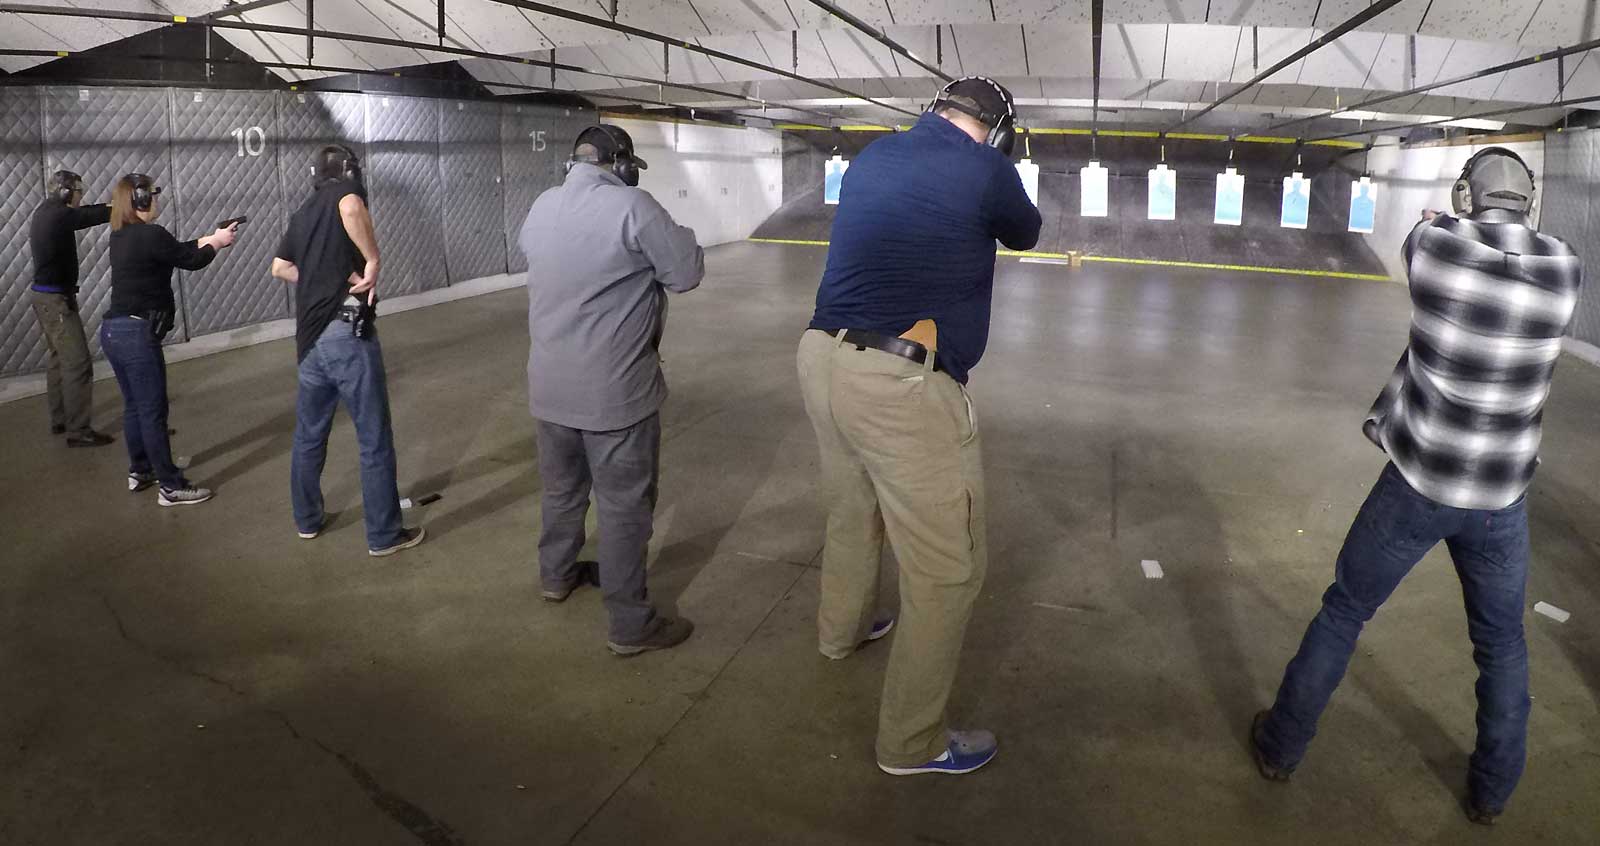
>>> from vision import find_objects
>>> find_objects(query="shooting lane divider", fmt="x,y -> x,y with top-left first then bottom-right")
746,238 -> 1391,282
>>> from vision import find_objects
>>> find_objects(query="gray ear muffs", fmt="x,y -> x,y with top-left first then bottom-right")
1451,146 -> 1536,216
927,76 -> 1017,156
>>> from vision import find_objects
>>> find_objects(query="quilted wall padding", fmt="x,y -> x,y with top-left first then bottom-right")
502,103 -> 593,274
0,88 -> 47,377
365,95 -> 446,296
439,99 -> 507,281
1542,129 -> 1600,347
42,86 -> 182,353
275,89 -> 366,228
169,89 -> 290,336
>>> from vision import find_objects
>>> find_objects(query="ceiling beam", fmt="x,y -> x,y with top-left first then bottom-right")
0,3 -> 849,122
801,0 -> 951,81
481,0 -> 920,117
196,0 -> 295,22
131,52 -> 784,122
1165,0 -> 1406,133
1245,36 -> 1600,139
1306,95 -> 1600,142
1090,0 -> 1103,144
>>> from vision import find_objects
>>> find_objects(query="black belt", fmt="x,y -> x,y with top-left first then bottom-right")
819,328 -> 941,373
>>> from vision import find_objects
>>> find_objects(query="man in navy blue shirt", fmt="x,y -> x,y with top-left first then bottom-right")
797,77 -> 1040,777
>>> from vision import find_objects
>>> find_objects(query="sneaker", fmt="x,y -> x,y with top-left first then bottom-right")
541,561 -> 600,602
66,430 -> 115,448
879,730 -> 998,776
607,617 -> 694,656
369,527 -> 427,557
822,616 -> 896,660
128,471 -> 158,492
50,423 -> 66,435
1466,800 -> 1501,826
158,485 -> 214,507
298,517 -> 328,540
1250,710 -> 1291,783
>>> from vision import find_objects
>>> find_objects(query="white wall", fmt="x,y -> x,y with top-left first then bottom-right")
609,118 -> 784,247
1362,136 -> 1545,281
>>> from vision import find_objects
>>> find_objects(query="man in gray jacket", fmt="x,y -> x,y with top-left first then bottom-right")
519,124 -> 704,656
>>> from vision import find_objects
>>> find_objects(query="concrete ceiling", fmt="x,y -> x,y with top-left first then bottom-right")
5,0 -> 1599,136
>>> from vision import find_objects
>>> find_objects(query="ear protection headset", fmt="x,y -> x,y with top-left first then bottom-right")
127,173 -> 161,212
572,125 -> 642,187
49,170 -> 84,203
927,76 -> 1017,156
315,145 -> 364,189
1451,146 -> 1536,216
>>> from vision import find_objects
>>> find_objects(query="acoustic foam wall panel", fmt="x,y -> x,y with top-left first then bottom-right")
1542,128 -> 1600,347
168,88 -> 291,336
501,102 -> 593,274
42,86 -> 183,353
0,88 -> 47,377
439,99 -> 508,281
364,94 -> 446,297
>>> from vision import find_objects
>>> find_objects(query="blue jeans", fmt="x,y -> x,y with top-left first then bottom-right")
1259,462 -> 1532,812
100,316 -> 187,489
290,321 -> 404,550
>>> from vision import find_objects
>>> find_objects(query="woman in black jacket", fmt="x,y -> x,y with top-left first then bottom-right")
101,173 -> 237,506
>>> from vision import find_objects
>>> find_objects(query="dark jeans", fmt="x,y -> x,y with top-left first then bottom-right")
30,291 -> 94,435
100,316 -> 186,489
536,413 -> 661,643
291,321 -> 403,551
1259,462 -> 1532,812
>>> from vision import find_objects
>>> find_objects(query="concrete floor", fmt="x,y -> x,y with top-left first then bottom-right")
3,241 -> 1598,846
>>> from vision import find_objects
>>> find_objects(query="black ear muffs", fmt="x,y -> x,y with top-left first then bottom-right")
597,125 -> 640,187
928,76 -> 1017,156
128,173 -> 160,212
50,170 -> 84,203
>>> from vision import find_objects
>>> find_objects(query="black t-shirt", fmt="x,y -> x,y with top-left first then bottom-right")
277,180 -> 366,362
29,199 -> 111,292
107,223 -> 216,318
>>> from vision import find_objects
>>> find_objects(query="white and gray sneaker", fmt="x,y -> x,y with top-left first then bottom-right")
128,471 -> 158,492
158,485 -> 214,507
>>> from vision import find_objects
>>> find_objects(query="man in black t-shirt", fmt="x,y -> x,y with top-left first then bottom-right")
27,170 -> 114,446
271,145 -> 424,557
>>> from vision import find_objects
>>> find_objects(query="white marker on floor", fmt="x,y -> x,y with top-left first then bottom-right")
1534,602 -> 1571,623
1140,559 -> 1164,579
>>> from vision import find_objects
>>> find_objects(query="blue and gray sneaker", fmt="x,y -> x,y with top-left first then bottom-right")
821,616 -> 896,660
879,730 -> 998,776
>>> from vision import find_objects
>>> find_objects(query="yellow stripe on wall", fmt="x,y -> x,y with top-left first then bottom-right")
747,238 -> 1390,282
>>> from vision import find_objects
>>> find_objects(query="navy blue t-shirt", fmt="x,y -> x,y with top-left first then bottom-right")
809,112 -> 1041,384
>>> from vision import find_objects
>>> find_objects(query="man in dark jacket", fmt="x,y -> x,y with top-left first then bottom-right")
27,170 -> 113,446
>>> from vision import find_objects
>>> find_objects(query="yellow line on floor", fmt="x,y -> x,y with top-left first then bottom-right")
747,238 -> 1391,282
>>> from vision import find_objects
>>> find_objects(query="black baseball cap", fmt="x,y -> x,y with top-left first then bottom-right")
934,77 -> 1015,127
574,124 -> 649,169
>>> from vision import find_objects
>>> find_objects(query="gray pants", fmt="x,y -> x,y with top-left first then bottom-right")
29,291 -> 94,436
535,413 -> 661,642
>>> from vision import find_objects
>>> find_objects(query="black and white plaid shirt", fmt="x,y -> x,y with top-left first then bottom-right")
1365,209 -> 1583,511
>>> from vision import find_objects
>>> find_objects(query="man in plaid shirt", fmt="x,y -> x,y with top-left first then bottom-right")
1248,148 -> 1583,826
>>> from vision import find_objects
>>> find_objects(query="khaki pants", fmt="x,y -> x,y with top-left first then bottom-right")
796,329 -> 987,767
29,290 -> 94,436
